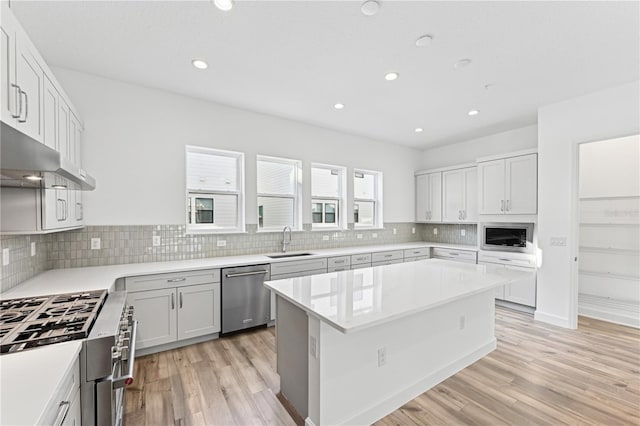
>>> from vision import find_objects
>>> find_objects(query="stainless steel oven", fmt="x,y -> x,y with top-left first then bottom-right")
481,223 -> 534,253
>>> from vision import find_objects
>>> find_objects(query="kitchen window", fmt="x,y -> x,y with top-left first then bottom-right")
185,145 -> 245,233
256,155 -> 302,231
311,163 -> 346,229
354,169 -> 383,228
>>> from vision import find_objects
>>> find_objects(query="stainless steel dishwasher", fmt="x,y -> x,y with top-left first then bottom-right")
221,264 -> 271,334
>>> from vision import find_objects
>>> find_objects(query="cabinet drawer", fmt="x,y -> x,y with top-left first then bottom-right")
351,253 -> 372,265
351,263 -> 372,270
271,269 -> 327,280
328,265 -> 350,273
403,247 -> 430,258
404,256 -> 429,262
328,256 -> 350,268
478,252 -> 535,268
372,258 -> 404,267
270,258 -> 327,276
125,269 -> 220,292
40,355 -> 79,425
371,250 -> 403,263
432,248 -> 477,263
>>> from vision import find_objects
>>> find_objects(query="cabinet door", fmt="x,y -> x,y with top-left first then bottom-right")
1,7 -> 17,126
69,113 -> 80,164
427,172 -> 442,222
42,187 -> 70,230
442,169 -> 464,222
15,35 -> 43,141
463,167 -> 478,222
504,265 -> 536,307
177,283 -> 220,340
478,159 -> 505,214
57,96 -> 70,160
61,390 -> 81,426
415,174 -> 428,222
42,75 -> 57,150
505,154 -> 537,214
128,288 -> 177,349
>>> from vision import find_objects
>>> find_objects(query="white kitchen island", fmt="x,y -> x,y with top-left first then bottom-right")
264,258 -> 533,426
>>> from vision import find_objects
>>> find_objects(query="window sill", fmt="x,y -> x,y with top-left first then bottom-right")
185,228 -> 247,235
310,227 -> 348,232
256,228 -> 304,234
354,226 -> 385,231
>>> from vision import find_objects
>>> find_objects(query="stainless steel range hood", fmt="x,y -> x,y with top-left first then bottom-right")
1,122 -> 96,190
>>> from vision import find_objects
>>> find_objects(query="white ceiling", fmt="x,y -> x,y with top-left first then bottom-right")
11,0 -> 640,150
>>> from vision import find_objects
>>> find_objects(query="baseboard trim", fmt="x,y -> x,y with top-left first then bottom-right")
534,310 -> 572,328
579,294 -> 640,328
135,332 -> 219,357
339,338 -> 497,426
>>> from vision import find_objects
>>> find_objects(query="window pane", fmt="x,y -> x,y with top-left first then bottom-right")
312,167 -> 340,197
354,204 -> 359,223
325,203 -> 336,223
187,151 -> 238,191
257,160 -> 296,195
257,197 -> 294,229
195,197 -> 214,224
312,203 -> 323,223
354,201 -> 374,226
354,172 -> 375,199
188,193 -> 237,228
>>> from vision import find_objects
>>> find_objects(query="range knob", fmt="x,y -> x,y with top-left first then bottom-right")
111,347 -> 122,361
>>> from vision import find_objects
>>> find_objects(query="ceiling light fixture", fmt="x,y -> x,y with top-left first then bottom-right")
334,103 -> 345,110
454,58 -> 472,69
23,175 -> 42,181
415,34 -> 433,47
213,0 -> 234,12
361,0 -> 380,16
415,128 -> 424,133
385,72 -> 399,81
192,59 -> 208,70
468,110 -> 480,116
51,184 -> 67,189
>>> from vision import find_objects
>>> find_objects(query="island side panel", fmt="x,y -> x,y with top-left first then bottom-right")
276,295 -> 309,419
308,290 -> 496,426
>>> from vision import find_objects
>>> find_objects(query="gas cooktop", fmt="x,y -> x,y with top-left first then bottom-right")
0,290 -> 108,354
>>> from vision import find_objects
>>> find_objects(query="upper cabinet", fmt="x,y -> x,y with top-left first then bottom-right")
478,153 -> 537,215
442,167 -> 477,223
415,172 -> 442,223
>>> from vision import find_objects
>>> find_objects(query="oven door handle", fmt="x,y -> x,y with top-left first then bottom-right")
113,320 -> 138,389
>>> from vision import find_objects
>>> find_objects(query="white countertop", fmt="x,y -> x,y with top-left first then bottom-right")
1,242 -> 477,299
265,258 -> 530,333
0,340 -> 82,426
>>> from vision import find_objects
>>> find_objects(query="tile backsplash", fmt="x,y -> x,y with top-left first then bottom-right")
1,222 -> 420,291
420,223 -> 478,246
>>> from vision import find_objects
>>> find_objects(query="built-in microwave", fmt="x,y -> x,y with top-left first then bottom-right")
480,223 -> 534,253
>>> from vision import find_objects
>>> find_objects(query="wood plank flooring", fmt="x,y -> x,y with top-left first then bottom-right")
125,307 -> 640,425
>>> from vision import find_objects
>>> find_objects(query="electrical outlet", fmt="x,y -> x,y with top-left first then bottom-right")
309,336 -> 318,358
91,238 -> 101,250
152,236 -> 161,247
217,240 -> 227,247
393,228 -> 397,235
357,234 -> 363,239
433,228 -> 438,235
550,237 -> 567,247
2,248 -> 9,266
461,229 -> 466,237
377,347 -> 387,366
322,235 -> 330,241
372,233 -> 378,239
459,315 -> 466,330
31,242 -> 36,257
411,227 -> 415,234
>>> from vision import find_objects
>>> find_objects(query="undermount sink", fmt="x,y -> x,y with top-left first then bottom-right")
267,252 -> 314,259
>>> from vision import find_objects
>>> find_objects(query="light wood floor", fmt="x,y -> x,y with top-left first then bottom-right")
125,307 -> 640,425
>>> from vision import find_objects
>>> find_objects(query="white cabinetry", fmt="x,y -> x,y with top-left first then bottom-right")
478,153 -> 537,215
415,172 -> 442,222
0,8 -> 17,125
270,258 -> 328,320
40,354 -> 80,426
442,167 -> 477,222
432,248 -> 477,264
478,251 -> 536,307
125,269 -> 221,353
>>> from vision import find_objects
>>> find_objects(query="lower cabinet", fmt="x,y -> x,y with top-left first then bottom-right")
432,247 -> 477,264
479,257 -> 536,308
61,389 -> 81,426
125,269 -> 221,351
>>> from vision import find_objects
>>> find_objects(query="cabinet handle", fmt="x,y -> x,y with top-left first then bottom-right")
179,292 -> 183,309
384,254 -> 393,258
463,210 -> 466,220
10,84 -> 21,118
506,200 -> 510,211
63,200 -> 67,220
501,200 -> 504,212
53,401 -> 70,426
167,277 -> 186,283
171,293 -> 175,310
499,258 -> 511,262
18,90 -> 28,123
449,252 -> 459,256
57,198 -> 65,221
334,259 -> 345,264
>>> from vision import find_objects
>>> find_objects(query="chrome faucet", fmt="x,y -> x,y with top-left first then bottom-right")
282,226 -> 292,252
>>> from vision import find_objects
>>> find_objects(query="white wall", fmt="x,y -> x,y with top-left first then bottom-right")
537,80 -> 640,328
420,125 -> 537,170
53,68 -> 421,226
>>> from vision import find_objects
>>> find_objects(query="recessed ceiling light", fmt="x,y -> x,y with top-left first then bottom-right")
334,103 -> 345,110
23,175 -> 42,181
213,0 -> 234,11
415,128 -> 424,133
361,0 -> 380,16
468,110 -> 480,116
454,58 -> 472,69
192,59 -> 208,70
415,35 -> 433,47
385,72 -> 399,81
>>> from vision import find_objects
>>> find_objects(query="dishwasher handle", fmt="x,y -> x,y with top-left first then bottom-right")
225,270 -> 269,278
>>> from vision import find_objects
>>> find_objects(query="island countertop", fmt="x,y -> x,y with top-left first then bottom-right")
265,258 -> 531,333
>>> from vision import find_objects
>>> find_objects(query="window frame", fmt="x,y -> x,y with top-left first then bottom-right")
311,163 -> 347,230
185,145 -> 245,234
256,155 -> 303,232
353,168 -> 383,229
